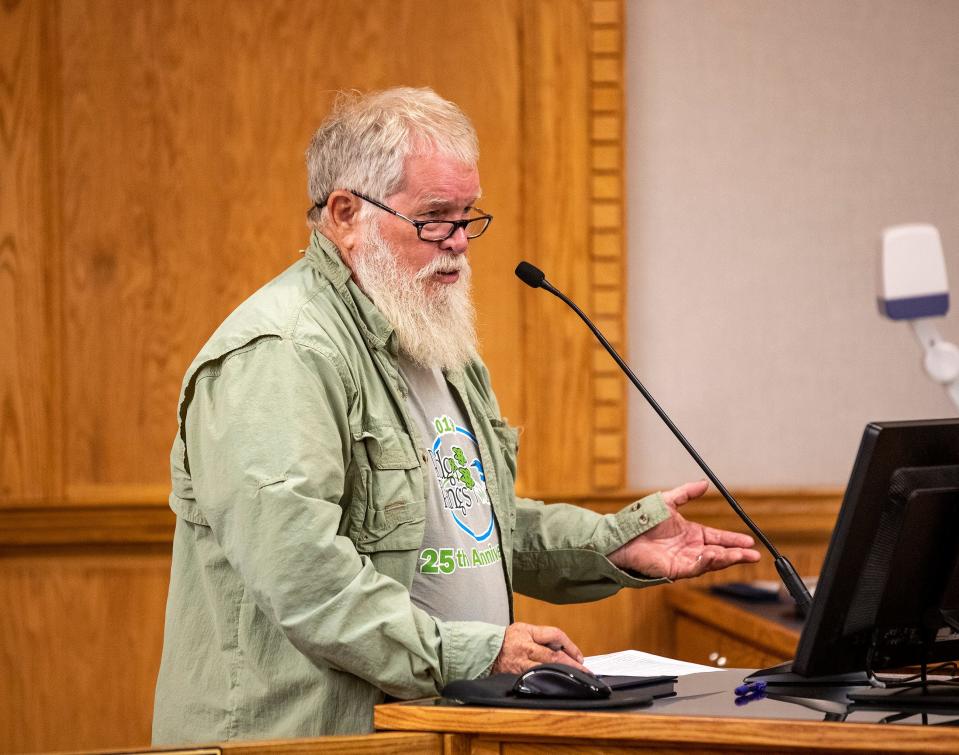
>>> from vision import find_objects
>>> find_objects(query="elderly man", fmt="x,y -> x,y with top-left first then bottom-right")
152,87 -> 759,744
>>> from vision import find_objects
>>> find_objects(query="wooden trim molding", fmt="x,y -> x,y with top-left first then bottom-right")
588,0 -> 628,491
565,488 -> 843,540
0,504 -> 175,547
0,488 -> 841,548
516,0 -> 629,500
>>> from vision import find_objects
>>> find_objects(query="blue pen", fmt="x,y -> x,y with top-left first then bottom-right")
734,681 -> 767,696
735,690 -> 766,706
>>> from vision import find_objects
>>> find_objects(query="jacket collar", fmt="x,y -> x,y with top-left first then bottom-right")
305,230 -> 397,355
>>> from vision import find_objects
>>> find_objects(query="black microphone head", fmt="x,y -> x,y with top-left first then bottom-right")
515,261 -> 546,288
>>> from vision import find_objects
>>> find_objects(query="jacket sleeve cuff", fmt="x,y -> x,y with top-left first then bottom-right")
598,492 -> 673,585
512,493 -> 673,602
600,492 -> 672,552
436,620 -> 507,684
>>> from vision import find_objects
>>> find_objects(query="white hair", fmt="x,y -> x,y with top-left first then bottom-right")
305,87 -> 479,227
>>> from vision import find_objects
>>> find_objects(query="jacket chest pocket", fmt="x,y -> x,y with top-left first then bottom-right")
489,418 -> 519,483
489,417 -> 519,532
349,425 -> 425,553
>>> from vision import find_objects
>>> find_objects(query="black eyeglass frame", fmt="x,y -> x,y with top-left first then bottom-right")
314,190 -> 493,242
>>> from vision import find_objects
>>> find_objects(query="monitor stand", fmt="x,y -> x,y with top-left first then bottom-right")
848,684 -> 959,714
745,660 -> 881,688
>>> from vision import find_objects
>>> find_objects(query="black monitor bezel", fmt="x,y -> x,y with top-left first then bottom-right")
793,418 -> 959,677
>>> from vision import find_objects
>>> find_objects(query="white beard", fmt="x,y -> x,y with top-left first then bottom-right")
350,223 -> 479,372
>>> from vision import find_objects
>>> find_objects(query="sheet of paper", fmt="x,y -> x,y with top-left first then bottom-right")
585,649 -> 719,677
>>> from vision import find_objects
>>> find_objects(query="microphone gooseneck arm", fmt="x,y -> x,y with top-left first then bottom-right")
515,261 -> 812,613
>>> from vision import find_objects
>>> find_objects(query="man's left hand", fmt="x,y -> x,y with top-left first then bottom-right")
608,481 -> 761,579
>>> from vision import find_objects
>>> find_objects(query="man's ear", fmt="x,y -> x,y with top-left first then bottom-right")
324,190 -> 364,259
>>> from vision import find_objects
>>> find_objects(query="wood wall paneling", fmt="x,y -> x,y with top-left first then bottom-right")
0,547 -> 171,753
55,0 -> 526,492
0,0 -> 62,504
519,0 -> 594,497
4,1 -> 625,750
4,0 -> 628,504
4,1 -> 827,751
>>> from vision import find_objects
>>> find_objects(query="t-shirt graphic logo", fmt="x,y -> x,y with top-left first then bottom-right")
430,414 -> 494,542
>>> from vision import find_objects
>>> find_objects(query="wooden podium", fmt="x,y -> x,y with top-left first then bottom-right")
57,668 -> 959,754
373,691 -> 959,754
56,587 -> 959,754
371,590 -> 959,753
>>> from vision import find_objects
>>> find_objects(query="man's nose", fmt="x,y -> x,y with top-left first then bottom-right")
439,226 -> 469,254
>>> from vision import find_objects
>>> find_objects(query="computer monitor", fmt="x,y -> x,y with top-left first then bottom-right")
789,419 -> 959,679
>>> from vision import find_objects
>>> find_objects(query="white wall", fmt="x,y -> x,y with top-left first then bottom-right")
625,0 -> 959,489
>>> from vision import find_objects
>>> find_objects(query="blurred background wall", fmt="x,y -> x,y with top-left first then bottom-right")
625,0 -> 959,489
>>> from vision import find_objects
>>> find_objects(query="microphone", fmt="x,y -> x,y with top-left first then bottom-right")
515,260 -> 813,614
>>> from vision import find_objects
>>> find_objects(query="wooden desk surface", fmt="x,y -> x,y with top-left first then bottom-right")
375,702 -> 959,753
375,668 -> 959,753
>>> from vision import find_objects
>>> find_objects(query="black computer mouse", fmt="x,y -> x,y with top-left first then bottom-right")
512,663 -> 612,699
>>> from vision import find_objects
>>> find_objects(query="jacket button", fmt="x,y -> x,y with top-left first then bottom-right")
638,512 -> 649,525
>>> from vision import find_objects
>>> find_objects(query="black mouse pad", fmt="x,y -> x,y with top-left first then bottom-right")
441,673 -> 675,710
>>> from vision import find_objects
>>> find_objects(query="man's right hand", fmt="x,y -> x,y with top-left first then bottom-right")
490,622 -> 589,674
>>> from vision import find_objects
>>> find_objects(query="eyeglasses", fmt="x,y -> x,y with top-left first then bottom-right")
345,190 -> 493,242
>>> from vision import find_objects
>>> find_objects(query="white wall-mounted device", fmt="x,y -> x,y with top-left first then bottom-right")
879,223 -> 959,412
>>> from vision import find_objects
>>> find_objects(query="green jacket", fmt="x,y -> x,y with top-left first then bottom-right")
152,232 -> 669,744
